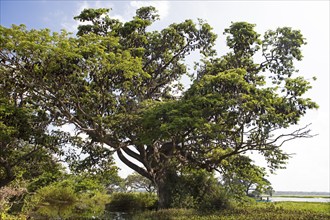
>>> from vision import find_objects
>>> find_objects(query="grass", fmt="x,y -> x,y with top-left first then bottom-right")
260,202 -> 330,214
132,202 -> 330,220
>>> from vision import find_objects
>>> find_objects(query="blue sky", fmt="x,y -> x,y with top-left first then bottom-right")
1,0 -> 329,192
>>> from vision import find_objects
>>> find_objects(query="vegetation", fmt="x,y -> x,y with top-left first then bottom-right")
106,192 -> 157,212
220,155 -> 273,198
0,98 -> 65,188
125,172 -> 155,193
0,5 -> 320,218
156,168 -> 233,210
25,175 -> 110,219
133,202 -> 330,220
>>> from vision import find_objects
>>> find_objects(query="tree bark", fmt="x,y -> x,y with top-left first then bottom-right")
155,168 -> 178,209
156,177 -> 171,209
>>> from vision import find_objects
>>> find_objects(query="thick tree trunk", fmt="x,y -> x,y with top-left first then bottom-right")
156,177 -> 171,209
116,146 -> 176,209
155,168 -> 179,209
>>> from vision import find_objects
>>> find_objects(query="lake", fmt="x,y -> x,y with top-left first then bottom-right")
271,197 -> 330,203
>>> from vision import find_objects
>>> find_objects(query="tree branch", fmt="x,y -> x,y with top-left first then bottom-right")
122,146 -> 142,163
116,149 -> 152,180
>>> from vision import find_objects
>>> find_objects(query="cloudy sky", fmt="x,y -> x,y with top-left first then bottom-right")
1,1 -> 329,192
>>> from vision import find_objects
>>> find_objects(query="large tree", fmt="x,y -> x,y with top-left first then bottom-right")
0,7 -> 317,208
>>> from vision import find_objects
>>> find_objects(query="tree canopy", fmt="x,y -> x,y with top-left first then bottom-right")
0,91 -> 65,188
0,6 -> 318,208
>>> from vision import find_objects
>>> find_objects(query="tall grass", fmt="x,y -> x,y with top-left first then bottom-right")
133,202 -> 330,220
271,201 -> 330,214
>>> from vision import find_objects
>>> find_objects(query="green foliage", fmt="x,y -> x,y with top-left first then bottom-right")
0,6 -> 318,209
0,98 -> 65,188
166,169 -> 223,209
27,165 -> 64,192
28,183 -> 77,219
224,22 -> 261,61
220,155 -> 272,199
263,27 -> 306,80
72,190 -> 110,218
106,192 -> 157,212
68,154 -> 124,193
270,202 -> 330,214
125,172 -> 155,193
133,202 -> 330,220
152,167 -> 232,210
134,209 -> 197,220
197,187 -> 232,211
26,175 -> 110,219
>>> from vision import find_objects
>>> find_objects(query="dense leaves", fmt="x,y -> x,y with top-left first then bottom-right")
106,192 -> 157,212
125,172 -> 155,193
26,175 -> 110,219
0,97 -> 65,188
0,7 -> 318,208
219,155 -> 272,198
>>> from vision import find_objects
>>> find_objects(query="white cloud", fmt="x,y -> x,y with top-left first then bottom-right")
130,1 -> 170,20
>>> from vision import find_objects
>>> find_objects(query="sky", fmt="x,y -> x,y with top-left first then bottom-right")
1,0 -> 329,193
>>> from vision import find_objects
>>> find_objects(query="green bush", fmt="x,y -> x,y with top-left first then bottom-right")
27,184 -> 77,219
198,187 -> 232,211
106,192 -> 157,212
71,191 -> 110,218
166,168 -> 233,210
25,176 -> 110,219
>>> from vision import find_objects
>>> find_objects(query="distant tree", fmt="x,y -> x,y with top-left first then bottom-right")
219,155 -> 271,198
125,172 -> 155,193
0,7 -> 318,208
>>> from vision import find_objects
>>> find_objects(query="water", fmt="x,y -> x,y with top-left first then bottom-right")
271,197 -> 330,203
103,212 -> 133,220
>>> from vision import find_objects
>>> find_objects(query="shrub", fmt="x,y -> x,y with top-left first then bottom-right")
198,187 -> 232,211
27,184 -> 77,219
166,168 -> 233,210
71,191 -> 110,218
106,192 -> 157,212
25,176 -> 110,219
